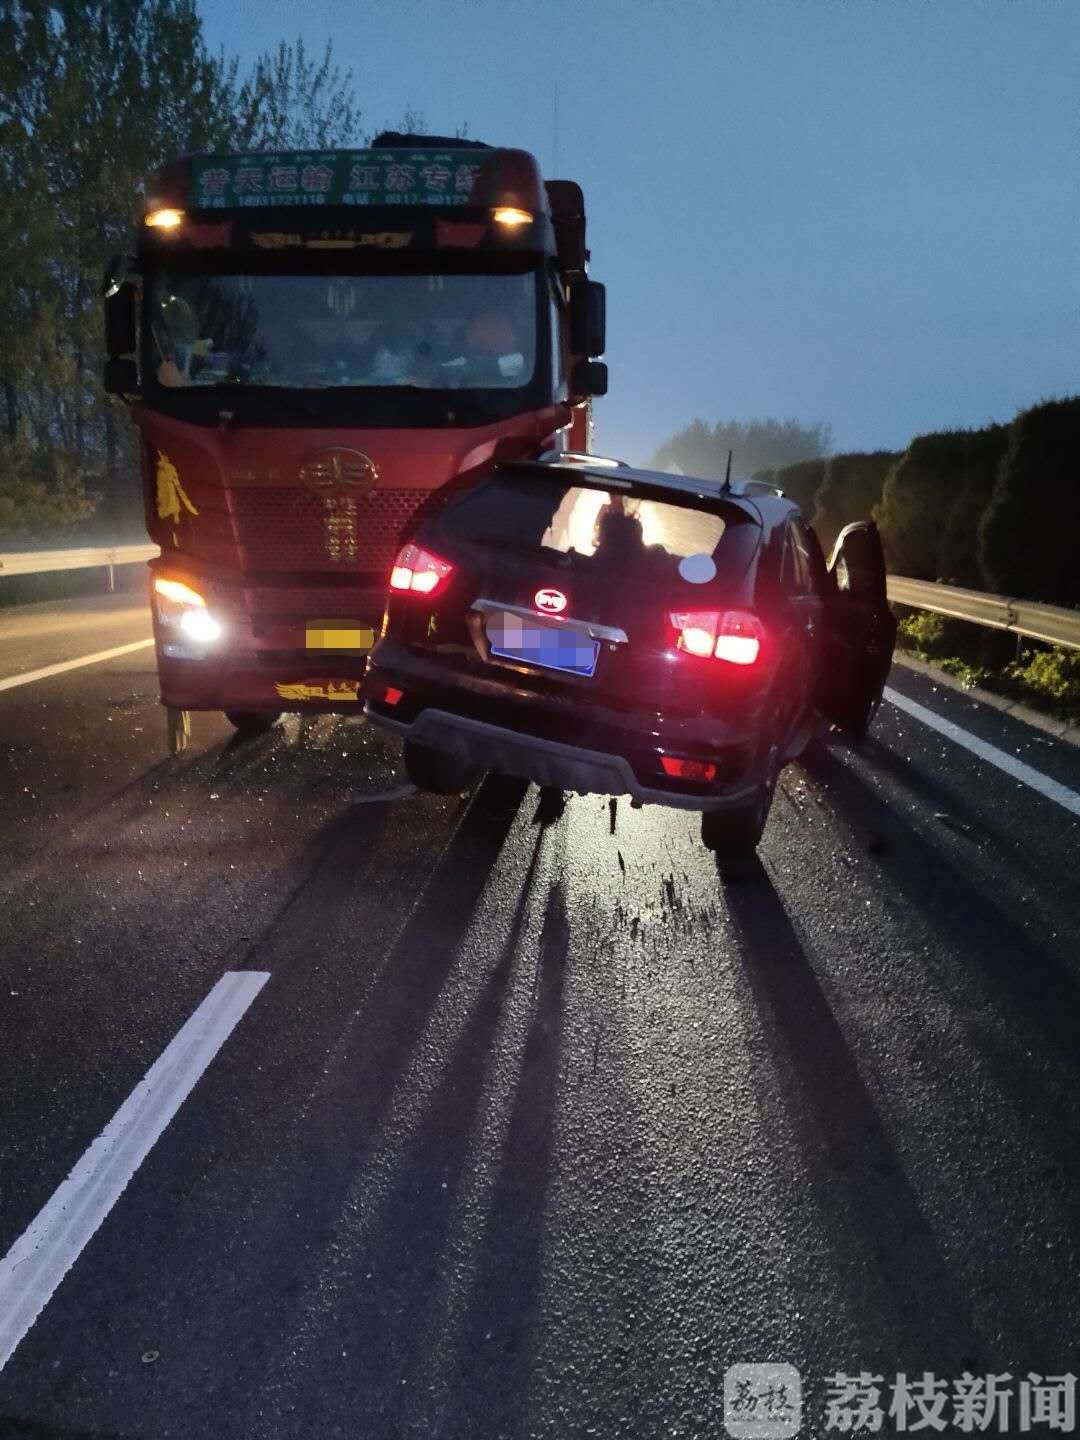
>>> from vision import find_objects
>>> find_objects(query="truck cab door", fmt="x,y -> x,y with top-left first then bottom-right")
816,520 -> 897,739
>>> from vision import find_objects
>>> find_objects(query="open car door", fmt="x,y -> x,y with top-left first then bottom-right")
817,520 -> 897,739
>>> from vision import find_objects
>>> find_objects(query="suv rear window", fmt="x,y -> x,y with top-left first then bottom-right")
435,470 -> 758,583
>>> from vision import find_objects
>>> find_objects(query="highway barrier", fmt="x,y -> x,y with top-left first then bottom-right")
886,576 -> 1080,651
0,543 -> 159,591
1,546 -> 1076,651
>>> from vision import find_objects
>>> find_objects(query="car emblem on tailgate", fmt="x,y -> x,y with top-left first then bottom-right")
535,587 -> 567,614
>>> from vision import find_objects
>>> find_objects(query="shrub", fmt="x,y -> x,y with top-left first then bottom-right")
938,425 -> 1008,587
811,450 -> 899,557
896,609 -> 947,655
1006,648 -> 1080,709
979,396 -> 1080,606
877,427 -> 1007,583
773,457 -> 827,517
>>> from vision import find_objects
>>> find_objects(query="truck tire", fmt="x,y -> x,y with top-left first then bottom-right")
403,739 -> 483,796
225,710 -> 281,737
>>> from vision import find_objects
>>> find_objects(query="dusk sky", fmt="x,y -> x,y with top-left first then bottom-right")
201,0 -> 1077,465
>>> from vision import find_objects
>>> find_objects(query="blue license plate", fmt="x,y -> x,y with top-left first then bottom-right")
486,613 -> 599,677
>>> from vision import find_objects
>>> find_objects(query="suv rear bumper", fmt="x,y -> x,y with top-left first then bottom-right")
365,703 -> 762,813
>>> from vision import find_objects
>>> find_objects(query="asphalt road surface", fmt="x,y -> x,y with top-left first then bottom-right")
1,593 -> 1078,1440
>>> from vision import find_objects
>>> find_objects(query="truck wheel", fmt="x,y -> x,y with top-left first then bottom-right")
225,710 -> 281,737
403,739 -> 483,796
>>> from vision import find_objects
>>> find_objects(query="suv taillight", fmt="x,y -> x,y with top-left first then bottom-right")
668,609 -> 764,665
390,544 -> 454,596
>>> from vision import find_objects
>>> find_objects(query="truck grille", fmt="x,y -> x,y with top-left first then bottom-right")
228,487 -> 432,572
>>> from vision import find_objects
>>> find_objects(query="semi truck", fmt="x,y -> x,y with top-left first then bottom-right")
103,134 -> 606,753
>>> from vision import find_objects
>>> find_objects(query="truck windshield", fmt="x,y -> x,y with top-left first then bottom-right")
148,270 -> 538,392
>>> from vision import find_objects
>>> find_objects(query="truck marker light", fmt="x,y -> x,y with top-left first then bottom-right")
145,207 -> 184,230
669,610 -> 764,665
154,577 -> 206,608
660,756 -> 718,782
389,544 -> 454,596
492,206 -> 532,228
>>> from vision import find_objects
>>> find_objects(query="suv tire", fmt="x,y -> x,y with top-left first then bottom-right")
404,739 -> 483,796
701,741 -> 780,868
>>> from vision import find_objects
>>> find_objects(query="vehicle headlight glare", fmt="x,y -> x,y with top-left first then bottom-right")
179,608 -> 223,643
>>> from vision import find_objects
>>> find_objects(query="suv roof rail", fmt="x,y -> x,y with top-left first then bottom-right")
733,479 -> 785,498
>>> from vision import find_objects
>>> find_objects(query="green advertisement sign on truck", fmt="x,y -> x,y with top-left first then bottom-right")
189,151 -> 486,210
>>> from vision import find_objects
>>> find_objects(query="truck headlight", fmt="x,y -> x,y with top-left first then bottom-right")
154,576 -> 225,656
179,608 -> 222,644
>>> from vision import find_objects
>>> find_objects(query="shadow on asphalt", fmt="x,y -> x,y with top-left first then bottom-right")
221,775 -> 568,1429
240,789 -> 571,1432
0,773 -> 545,1438
434,875 -> 569,1436
724,857 -> 985,1373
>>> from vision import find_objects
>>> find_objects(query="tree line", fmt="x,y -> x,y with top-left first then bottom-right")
655,397 -> 1080,610
751,396 -> 1079,609
0,0 -> 377,539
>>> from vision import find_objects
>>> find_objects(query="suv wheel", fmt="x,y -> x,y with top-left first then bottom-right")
701,742 -> 780,868
404,739 -> 483,796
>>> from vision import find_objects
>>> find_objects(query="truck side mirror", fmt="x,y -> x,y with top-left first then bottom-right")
569,279 -> 606,358
104,284 -> 137,358
103,255 -> 140,398
571,359 -> 608,397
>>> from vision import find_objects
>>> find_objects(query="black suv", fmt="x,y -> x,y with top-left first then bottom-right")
364,454 -> 895,861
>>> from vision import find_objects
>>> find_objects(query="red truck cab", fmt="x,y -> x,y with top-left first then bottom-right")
102,134 -> 606,750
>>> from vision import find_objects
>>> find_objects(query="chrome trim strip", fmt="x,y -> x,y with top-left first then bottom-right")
471,598 -> 628,645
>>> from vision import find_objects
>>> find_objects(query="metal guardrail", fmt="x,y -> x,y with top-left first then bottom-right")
1,546 -> 1077,650
887,576 -> 1080,651
0,543 -> 159,578
0,542 -> 160,592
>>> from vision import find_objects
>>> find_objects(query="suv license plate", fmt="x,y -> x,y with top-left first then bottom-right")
486,612 -> 600,677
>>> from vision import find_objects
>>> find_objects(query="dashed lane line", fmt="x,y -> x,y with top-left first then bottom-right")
0,638 -> 154,693
0,971 -> 270,1371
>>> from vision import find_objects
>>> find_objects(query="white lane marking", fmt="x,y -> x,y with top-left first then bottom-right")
0,970 -> 269,1372
0,638 -> 154,693
884,686 -> 1080,819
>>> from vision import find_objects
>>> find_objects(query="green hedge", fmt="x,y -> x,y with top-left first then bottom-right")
875,427 -> 1007,583
811,451 -> 899,557
979,396 -> 1080,607
770,458 -> 827,516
